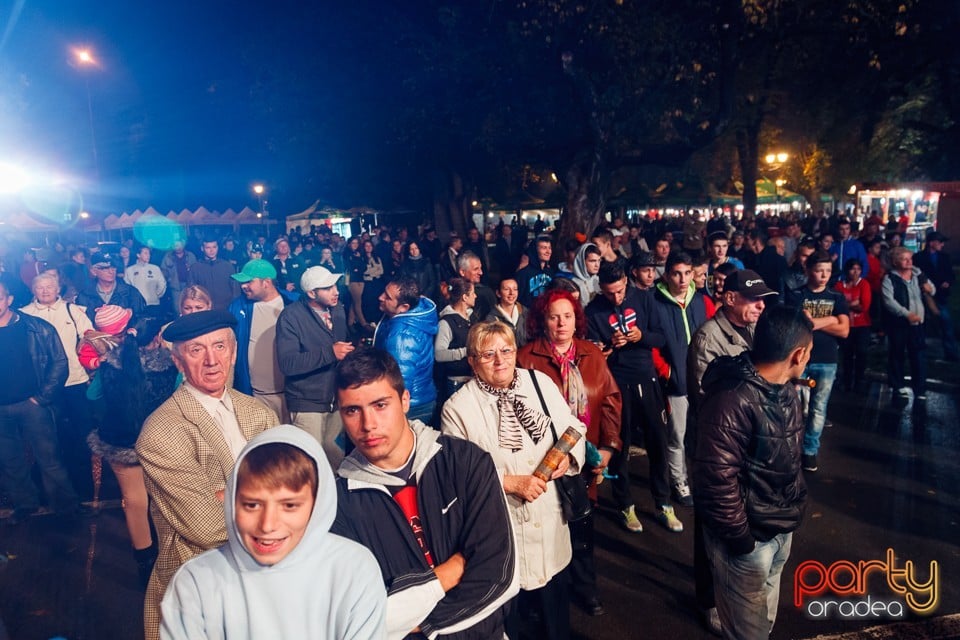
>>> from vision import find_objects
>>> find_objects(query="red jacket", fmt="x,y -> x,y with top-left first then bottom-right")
834,278 -> 872,328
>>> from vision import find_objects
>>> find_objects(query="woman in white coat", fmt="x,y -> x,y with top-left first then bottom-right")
440,320 -> 586,640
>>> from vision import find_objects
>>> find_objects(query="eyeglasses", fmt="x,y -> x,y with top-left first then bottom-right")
472,346 -> 516,363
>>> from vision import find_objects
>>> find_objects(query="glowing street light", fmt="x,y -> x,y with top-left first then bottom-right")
75,49 -> 95,65
763,152 -> 789,210
71,46 -> 101,186
765,152 -> 788,165
252,184 -> 266,218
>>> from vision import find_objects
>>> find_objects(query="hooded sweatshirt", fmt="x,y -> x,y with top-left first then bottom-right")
651,281 -> 711,396
571,243 -> 601,306
374,296 -> 439,407
160,425 -> 386,640
333,420 -> 519,640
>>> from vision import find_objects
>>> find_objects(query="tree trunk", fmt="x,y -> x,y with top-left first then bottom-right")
556,151 -> 607,251
736,120 -> 761,219
432,168 -> 472,240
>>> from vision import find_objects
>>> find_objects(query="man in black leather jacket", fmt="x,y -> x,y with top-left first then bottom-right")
0,280 -> 80,524
694,306 -> 813,640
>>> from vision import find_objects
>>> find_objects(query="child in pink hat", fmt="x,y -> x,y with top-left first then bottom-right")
77,305 -> 133,370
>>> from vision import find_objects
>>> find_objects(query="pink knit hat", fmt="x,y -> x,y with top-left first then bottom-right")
95,305 -> 133,335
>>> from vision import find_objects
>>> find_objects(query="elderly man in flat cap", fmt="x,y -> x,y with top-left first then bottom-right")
136,310 -> 278,640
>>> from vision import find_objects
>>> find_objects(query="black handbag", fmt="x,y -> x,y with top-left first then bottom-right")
528,370 -> 592,522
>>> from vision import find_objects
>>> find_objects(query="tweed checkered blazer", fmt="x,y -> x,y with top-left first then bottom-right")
136,384 -> 278,640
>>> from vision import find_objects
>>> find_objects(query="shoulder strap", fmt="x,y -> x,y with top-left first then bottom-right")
65,302 -> 81,344
527,369 -> 559,442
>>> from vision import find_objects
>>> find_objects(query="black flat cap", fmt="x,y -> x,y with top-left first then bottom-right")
162,310 -> 237,343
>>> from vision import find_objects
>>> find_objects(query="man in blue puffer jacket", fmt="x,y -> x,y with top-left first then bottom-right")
374,276 -> 439,423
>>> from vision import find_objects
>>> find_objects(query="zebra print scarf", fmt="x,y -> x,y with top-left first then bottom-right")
476,370 -> 552,452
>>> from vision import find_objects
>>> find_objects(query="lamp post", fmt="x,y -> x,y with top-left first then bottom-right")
253,184 -> 266,215
253,184 -> 267,235
764,152 -> 789,213
72,48 -> 100,184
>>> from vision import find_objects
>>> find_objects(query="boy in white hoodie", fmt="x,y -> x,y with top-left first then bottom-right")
160,426 -> 386,640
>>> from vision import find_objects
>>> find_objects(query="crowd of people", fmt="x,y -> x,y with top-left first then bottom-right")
0,206 -> 953,640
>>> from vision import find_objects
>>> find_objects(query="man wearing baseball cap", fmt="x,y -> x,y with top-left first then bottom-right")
75,252 -> 148,327
228,259 -> 299,422
686,268 -> 777,635
276,266 -> 354,469
135,309 -> 279,640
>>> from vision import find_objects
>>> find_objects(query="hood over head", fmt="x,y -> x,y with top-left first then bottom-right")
572,243 -> 598,282
224,425 -> 337,573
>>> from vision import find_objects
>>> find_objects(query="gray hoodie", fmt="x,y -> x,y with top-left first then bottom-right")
161,426 -> 386,640
572,242 -> 601,306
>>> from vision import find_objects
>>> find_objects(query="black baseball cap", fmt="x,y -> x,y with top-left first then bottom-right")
723,270 -> 777,298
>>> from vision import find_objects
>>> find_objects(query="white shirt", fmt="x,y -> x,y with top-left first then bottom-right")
182,383 -> 247,460
20,298 -> 92,386
248,296 -> 285,394
124,261 -> 167,306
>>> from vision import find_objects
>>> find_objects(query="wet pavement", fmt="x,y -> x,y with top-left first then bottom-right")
0,377 -> 957,640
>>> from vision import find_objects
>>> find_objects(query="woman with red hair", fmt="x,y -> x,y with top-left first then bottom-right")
517,289 -> 622,617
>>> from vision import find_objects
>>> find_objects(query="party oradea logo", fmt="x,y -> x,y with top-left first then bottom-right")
794,548 -> 939,620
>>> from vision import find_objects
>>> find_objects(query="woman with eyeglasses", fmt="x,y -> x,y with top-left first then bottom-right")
516,289 -> 622,618
441,319 -> 586,640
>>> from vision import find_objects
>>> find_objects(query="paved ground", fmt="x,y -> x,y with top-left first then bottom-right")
0,372 -> 957,640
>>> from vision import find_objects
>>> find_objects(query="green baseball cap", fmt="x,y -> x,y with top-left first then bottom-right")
231,259 -> 277,283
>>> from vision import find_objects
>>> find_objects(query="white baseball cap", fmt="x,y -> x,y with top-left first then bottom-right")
300,266 -> 342,292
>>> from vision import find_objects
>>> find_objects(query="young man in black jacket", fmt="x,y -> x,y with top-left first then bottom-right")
332,349 -> 518,639
585,261 -> 678,533
695,305 -> 812,640
650,252 -> 712,509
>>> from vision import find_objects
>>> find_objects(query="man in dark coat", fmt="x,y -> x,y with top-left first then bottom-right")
695,306 -> 812,640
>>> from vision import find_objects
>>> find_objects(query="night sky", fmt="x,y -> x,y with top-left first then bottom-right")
0,1 -> 419,217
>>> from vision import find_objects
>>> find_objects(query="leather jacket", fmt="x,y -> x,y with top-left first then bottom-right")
16,312 -> 69,407
694,353 -> 806,554
517,337 -> 623,454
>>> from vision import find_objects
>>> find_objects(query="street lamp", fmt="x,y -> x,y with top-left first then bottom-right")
252,184 -> 265,215
71,47 -> 100,183
764,152 -> 789,211
765,152 -> 788,165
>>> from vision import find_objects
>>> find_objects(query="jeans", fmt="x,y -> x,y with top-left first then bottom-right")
703,529 -> 793,640
801,363 -> 837,456
0,399 -> 79,512
666,394 -> 689,487
54,383 -> 95,500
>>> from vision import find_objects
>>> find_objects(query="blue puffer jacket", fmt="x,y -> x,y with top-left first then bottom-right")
373,296 -> 438,407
